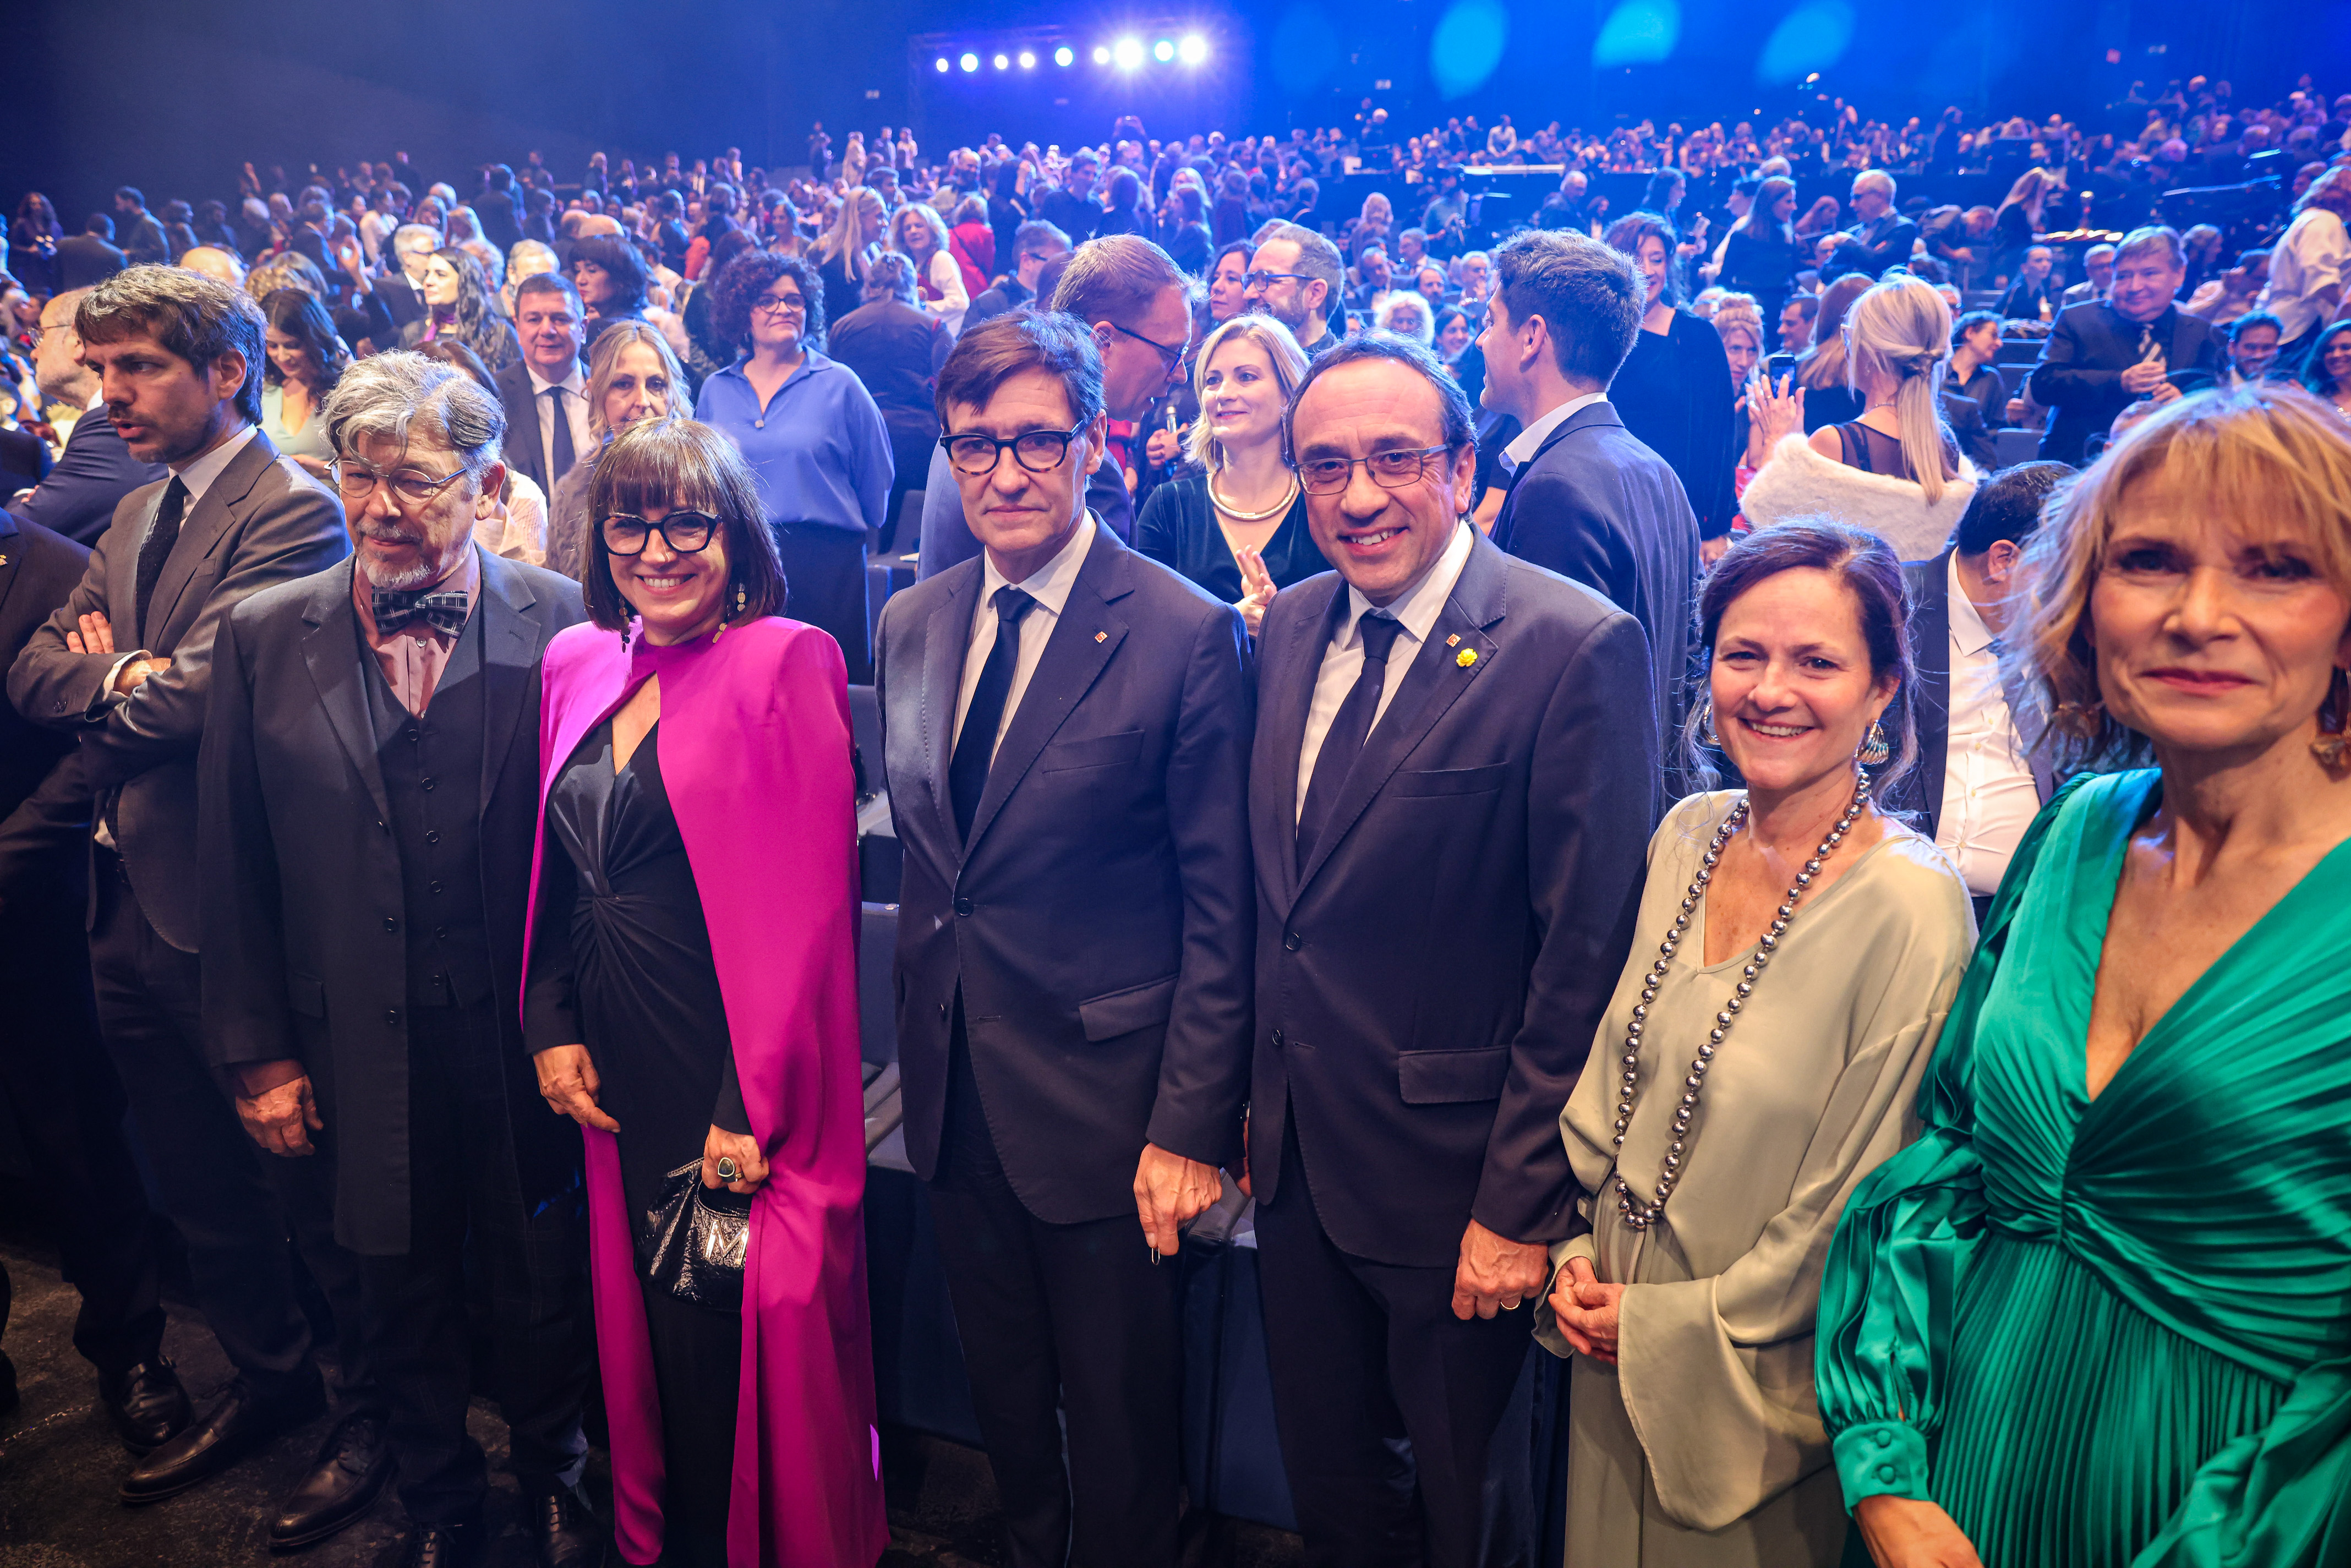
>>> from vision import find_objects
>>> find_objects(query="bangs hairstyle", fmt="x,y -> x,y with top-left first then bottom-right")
583,418 -> 785,633
2010,383 -> 2351,775
934,310 -> 1105,429
1185,314 -> 1310,470
1683,520 -> 1919,801
78,264 -> 267,423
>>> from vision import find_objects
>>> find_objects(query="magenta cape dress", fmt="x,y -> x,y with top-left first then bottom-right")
522,616 -> 887,1567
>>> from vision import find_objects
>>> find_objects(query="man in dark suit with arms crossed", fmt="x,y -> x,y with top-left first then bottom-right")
876,312 -> 1254,1568
1250,334 -> 1657,1566
5,266 -> 365,1535
1480,229 -> 1700,769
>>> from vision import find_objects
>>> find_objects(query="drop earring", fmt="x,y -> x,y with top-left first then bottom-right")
1857,717 -> 1891,768
2314,667 -> 2350,770
1699,698 -> 1720,748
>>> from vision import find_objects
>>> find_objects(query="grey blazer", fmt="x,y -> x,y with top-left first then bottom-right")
6,429 -> 349,950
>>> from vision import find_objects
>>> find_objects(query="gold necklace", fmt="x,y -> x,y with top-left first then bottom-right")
1208,470 -> 1299,523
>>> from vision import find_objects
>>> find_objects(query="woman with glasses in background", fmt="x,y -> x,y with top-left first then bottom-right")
526,416 -> 886,1568
693,250 -> 892,681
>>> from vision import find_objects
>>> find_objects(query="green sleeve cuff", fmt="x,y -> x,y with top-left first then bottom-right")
1833,1419 -> 1930,1509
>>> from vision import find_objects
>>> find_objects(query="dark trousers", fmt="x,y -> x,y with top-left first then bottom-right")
773,522 -> 872,684
0,894 -> 168,1378
637,1285 -> 741,1568
89,850 -> 369,1412
358,999 -> 587,1527
926,1023 -> 1183,1568
1255,1118 -> 1534,1568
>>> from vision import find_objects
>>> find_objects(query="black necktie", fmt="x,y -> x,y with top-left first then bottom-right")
545,384 -> 576,480
949,587 -> 1037,844
133,477 -> 189,640
1297,611 -> 1407,871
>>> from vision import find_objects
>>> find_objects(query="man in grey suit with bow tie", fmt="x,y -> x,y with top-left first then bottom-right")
6,266 -> 360,1529
874,311 -> 1255,1568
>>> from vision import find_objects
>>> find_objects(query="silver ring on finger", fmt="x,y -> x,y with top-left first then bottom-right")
715,1156 -> 740,1181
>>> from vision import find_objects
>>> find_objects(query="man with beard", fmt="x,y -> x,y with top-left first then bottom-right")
6,266 -> 360,1536
198,352 -> 596,1568
1243,222 -> 1344,359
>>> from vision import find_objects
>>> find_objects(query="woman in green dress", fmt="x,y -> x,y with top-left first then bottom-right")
1817,381 -> 2351,1567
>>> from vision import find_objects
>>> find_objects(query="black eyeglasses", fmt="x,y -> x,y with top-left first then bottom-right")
1111,321 -> 1187,374
751,292 -> 807,317
941,422 -> 1087,476
600,512 -> 718,555
1294,445 -> 1453,495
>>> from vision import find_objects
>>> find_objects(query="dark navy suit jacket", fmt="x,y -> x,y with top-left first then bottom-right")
6,407 -> 165,548
876,520 -> 1256,1224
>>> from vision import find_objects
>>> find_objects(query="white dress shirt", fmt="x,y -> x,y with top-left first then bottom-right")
527,364 -> 593,487
1499,390 -> 1610,474
1933,552 -> 2041,897
953,513 -> 1096,763
1295,516 -> 1475,821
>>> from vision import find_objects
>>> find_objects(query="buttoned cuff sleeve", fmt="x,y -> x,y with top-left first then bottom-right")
1833,1418 -> 1931,1509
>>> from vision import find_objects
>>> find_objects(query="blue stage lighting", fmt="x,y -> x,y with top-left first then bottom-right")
959,51 -> 980,72
1178,35 -> 1209,64
1114,37 -> 1145,68
1056,45 -> 1075,65
934,56 -> 949,72
1152,39 -> 1175,62
1093,44 -> 1112,64
993,52 -> 1009,68
1431,0 -> 1510,96
1593,0 -> 1680,66
1019,50 -> 1036,68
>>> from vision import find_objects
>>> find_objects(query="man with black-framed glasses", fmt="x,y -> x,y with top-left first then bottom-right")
876,311 -> 1253,1568
196,351 -> 597,1568
1248,332 -> 1656,1568
1243,221 -> 1343,358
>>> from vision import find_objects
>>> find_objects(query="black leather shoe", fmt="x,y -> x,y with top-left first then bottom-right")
382,1517 -> 483,1568
268,1413 -> 392,1549
100,1359 -> 193,1456
529,1483 -> 604,1568
119,1377 -> 324,1504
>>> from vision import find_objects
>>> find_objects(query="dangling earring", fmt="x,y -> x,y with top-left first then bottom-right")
1857,717 -> 1891,768
2314,667 -> 2351,770
1698,697 -> 1720,748
619,615 -> 632,653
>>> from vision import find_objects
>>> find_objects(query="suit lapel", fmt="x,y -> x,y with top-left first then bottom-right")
475,549 -> 540,815
918,562 -> 984,857
300,560 -> 392,826
1257,575 -> 1343,917
962,527 -> 1135,857
147,431 -> 277,645
1294,532 -> 1507,896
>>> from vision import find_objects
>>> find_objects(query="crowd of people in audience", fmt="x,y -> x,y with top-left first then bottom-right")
1,60 -> 2349,1568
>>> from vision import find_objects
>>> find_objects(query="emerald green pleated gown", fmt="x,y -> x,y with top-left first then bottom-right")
1817,771 -> 2351,1566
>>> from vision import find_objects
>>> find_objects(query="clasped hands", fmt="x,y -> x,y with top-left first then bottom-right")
64,610 -> 170,693
1547,1254 -> 1625,1361
533,1043 -> 770,1195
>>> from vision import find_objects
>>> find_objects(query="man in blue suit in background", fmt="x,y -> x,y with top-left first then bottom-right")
8,288 -> 165,545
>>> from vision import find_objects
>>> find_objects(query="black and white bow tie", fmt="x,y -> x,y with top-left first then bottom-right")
371,587 -> 470,637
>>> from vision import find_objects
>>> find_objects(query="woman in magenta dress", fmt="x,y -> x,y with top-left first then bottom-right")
522,416 -> 885,1567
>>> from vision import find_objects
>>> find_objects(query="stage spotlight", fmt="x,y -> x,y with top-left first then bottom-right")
1055,45 -> 1075,65
959,51 -> 979,71
1093,44 -> 1111,64
934,56 -> 949,72
1178,34 -> 1209,64
1019,49 -> 1036,67
1113,37 -> 1145,68
993,52 -> 1009,68
1152,39 -> 1175,62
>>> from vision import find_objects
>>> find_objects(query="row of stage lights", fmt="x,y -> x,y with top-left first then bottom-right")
934,35 -> 1211,74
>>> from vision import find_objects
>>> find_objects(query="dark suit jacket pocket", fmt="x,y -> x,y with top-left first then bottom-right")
1078,974 -> 1179,1041
1398,1046 -> 1512,1104
1040,729 -> 1144,773
287,973 -> 327,1019
1389,762 -> 1507,797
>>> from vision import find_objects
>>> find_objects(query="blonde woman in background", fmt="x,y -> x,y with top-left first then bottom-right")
814,184 -> 884,330
1742,273 -> 1978,558
1131,314 -> 1327,635
890,201 -> 969,335
1376,291 -> 1436,345
543,320 -> 688,580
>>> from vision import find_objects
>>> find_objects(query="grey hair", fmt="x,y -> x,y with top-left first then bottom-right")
2115,225 -> 2185,270
1852,169 -> 1897,201
392,223 -> 441,255
321,349 -> 507,480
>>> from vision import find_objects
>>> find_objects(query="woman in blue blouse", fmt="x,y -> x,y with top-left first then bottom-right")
692,251 -> 893,681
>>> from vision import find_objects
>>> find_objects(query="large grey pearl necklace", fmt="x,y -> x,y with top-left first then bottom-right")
1610,775 -> 1872,1232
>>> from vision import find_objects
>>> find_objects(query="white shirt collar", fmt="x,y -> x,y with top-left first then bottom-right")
1501,390 -> 1610,469
1947,551 -> 1999,659
527,361 -> 587,397
980,511 -> 1096,616
1342,515 -> 1474,647
85,387 -> 106,413
170,422 -> 259,507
